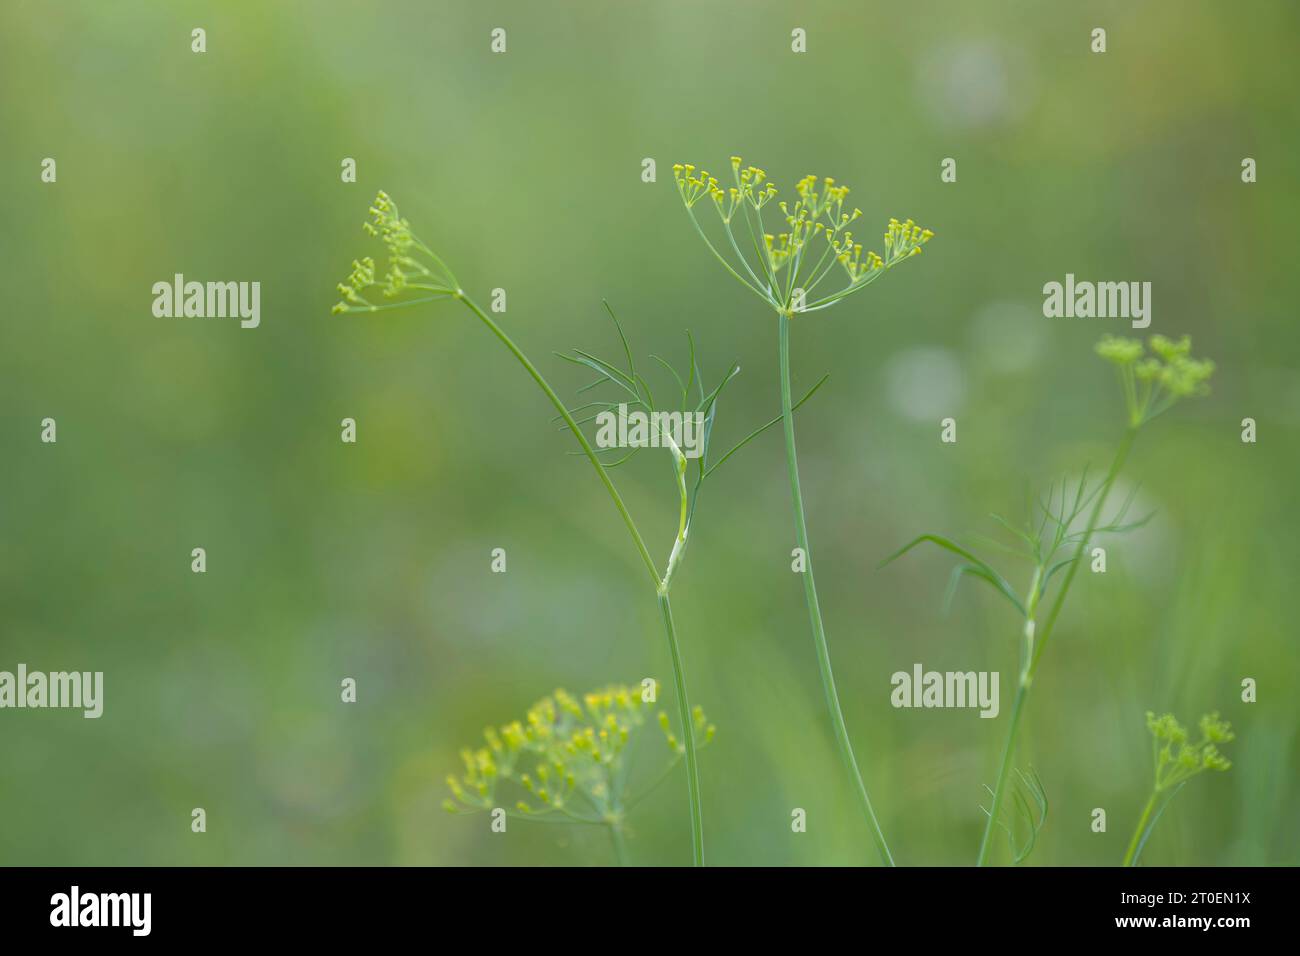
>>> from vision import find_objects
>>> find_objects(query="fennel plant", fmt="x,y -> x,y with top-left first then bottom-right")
671,157 -> 934,865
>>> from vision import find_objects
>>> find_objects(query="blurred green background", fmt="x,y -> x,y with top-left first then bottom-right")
1,0 -> 1297,866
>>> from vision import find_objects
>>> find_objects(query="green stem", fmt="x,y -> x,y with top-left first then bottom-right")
456,293 -> 661,590
658,592 -> 704,866
975,426 -> 1138,866
777,312 -> 894,866
609,824 -> 630,866
975,679 -> 1028,865
1122,791 -> 1158,867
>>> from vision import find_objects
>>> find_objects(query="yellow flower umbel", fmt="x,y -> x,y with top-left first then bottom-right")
443,683 -> 714,864
332,191 -> 460,314
1123,710 -> 1234,865
1096,334 -> 1215,427
672,157 -> 933,315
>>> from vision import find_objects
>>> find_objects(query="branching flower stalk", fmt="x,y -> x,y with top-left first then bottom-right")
552,301 -> 827,864
552,306 -> 747,867
1123,710 -> 1233,866
673,157 -> 934,865
443,684 -> 714,864
884,335 -> 1215,865
335,192 -> 819,865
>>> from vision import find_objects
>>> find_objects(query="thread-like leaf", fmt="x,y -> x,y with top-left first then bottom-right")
602,300 -> 637,386
989,512 -> 1037,552
1039,556 -> 1078,596
694,364 -> 741,415
572,348 -> 637,389
556,351 -> 643,404
880,534 -> 1025,618
1009,767 -> 1048,864
982,767 -> 1048,865
702,373 -> 829,479
941,564 -> 1024,617
651,354 -> 687,406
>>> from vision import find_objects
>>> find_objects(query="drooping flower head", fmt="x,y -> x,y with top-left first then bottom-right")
332,191 -> 460,314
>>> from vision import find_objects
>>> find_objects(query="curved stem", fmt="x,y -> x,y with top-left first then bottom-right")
455,294 -> 661,589
777,312 -> 894,866
658,592 -> 704,866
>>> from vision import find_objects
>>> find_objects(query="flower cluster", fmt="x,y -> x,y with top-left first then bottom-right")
673,156 -> 933,314
443,683 -> 713,826
1146,710 -> 1234,792
674,159 -> 778,219
1096,334 -> 1216,427
332,191 -> 459,314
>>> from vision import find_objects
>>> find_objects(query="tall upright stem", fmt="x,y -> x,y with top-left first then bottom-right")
975,679 -> 1029,866
659,592 -> 704,866
778,312 -> 895,866
609,823 -> 630,866
456,293 -> 703,865
975,426 -> 1137,865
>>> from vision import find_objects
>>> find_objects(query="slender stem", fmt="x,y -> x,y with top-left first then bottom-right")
976,575 -> 1038,866
976,426 -> 1138,865
1122,792 -> 1158,867
659,592 -> 704,866
777,312 -> 895,866
975,680 -> 1028,865
609,824 -> 630,866
455,293 -> 661,589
